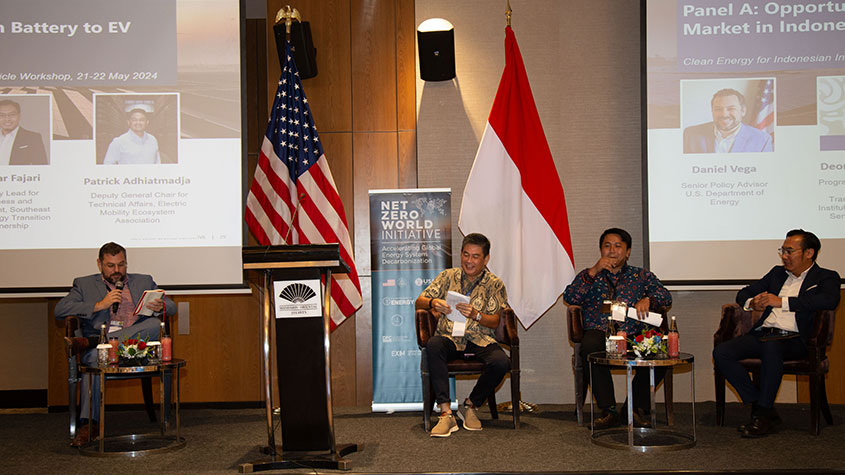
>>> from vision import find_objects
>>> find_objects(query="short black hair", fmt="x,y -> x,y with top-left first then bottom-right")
98,242 -> 127,261
462,233 -> 490,257
786,229 -> 820,261
0,99 -> 21,113
599,228 -> 632,249
711,88 -> 746,108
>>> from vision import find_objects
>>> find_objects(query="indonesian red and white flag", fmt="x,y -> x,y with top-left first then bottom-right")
245,39 -> 362,330
458,26 -> 575,328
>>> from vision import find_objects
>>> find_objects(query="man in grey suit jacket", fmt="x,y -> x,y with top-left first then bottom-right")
683,88 -> 773,154
0,99 -> 48,165
56,242 -> 176,447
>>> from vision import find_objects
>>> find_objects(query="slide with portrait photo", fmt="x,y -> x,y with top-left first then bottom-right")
0,0 -> 243,289
645,0 -> 845,282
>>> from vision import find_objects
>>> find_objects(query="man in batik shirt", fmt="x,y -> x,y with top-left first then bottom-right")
564,228 -> 672,430
415,233 -> 509,437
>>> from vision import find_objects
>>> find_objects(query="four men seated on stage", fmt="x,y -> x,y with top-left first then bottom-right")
714,229 -> 841,438
563,228 -> 672,430
415,233 -> 510,437
56,242 -> 176,447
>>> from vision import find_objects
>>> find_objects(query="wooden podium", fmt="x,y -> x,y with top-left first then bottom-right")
239,244 -> 357,472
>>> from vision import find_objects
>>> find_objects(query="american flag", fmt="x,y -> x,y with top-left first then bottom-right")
245,39 -> 362,329
755,79 -> 774,135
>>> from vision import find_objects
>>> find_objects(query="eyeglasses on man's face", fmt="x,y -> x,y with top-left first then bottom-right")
777,247 -> 802,256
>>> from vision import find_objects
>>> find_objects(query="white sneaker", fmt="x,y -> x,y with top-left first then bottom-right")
430,413 -> 458,437
458,401 -> 482,431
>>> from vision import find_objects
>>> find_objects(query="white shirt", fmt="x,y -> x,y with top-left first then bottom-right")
0,126 -> 19,165
744,267 -> 809,332
714,123 -> 742,154
104,130 -> 160,164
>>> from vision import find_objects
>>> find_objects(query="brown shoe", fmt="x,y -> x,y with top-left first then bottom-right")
71,423 -> 99,447
64,337 -> 91,357
631,408 -> 652,429
592,411 -> 619,430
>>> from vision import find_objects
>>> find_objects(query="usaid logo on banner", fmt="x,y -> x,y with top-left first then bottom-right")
414,277 -> 434,287
273,279 -> 321,318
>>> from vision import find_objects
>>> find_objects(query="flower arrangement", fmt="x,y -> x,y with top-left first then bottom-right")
118,336 -> 151,365
630,328 -> 667,358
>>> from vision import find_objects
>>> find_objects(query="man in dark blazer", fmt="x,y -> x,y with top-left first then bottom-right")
0,99 -> 48,165
713,229 -> 840,438
55,242 -> 176,447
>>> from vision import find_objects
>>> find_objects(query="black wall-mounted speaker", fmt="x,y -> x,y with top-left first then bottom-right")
417,29 -> 456,81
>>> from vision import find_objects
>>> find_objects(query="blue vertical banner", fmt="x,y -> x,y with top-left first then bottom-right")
370,189 -> 451,411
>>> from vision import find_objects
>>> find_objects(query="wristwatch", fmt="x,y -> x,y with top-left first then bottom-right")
474,310 -> 482,322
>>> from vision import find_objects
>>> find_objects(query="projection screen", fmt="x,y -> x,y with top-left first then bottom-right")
645,0 -> 845,283
0,0 -> 245,291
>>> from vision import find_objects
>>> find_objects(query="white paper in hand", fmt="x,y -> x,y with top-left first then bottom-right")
625,306 -> 664,327
445,291 -> 469,323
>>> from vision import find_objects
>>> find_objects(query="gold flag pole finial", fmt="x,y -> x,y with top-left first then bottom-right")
505,0 -> 512,27
275,5 -> 302,35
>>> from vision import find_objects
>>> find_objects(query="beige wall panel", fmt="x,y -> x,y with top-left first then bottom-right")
396,0 -> 418,131
352,132 -> 399,276
246,18 -> 268,156
330,313 -> 357,406
355,277 -> 373,408
351,0 -> 398,132
0,301 -> 47,391
169,295 -> 262,402
267,0 -> 353,132
398,130 -> 417,189
320,133 -> 356,238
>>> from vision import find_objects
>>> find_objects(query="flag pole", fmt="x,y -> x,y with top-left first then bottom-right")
505,0 -> 512,27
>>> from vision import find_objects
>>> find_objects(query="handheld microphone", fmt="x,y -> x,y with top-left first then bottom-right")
113,280 -> 124,313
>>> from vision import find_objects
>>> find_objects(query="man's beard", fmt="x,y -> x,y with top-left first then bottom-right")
105,272 -> 125,284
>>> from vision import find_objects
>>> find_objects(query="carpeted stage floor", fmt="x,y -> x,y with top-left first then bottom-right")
2,402 -> 844,474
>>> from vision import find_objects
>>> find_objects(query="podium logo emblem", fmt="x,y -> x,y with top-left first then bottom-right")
278,282 -> 317,303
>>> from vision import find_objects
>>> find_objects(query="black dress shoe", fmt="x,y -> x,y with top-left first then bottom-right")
741,416 -> 774,438
592,411 -> 619,430
737,410 -> 781,432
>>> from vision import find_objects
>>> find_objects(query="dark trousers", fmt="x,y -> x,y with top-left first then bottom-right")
580,329 -> 665,411
713,332 -> 807,409
426,335 -> 510,407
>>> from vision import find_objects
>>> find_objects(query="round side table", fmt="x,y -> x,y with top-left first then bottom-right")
587,351 -> 695,452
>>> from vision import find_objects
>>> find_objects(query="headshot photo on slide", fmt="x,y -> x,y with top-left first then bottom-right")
0,94 -> 51,166
94,93 -> 179,165
681,78 -> 775,154
818,76 -> 845,152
